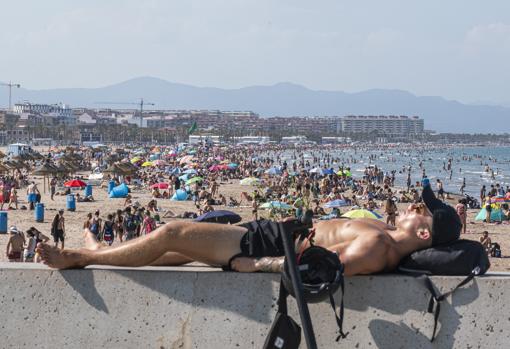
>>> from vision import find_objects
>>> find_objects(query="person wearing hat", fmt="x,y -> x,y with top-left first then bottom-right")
36,179 -> 462,275
6,226 -> 24,262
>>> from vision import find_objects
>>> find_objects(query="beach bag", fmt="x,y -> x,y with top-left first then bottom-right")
398,239 -> 490,341
103,222 -> 114,241
263,280 -> 301,349
125,215 -> 138,232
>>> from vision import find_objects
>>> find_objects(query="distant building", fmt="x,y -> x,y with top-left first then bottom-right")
234,136 -> 271,144
321,136 -> 352,144
340,115 -> 424,135
188,134 -> 221,145
281,136 -> 308,145
14,102 -> 72,117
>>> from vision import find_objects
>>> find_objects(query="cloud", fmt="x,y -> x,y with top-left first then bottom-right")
463,23 -> 510,54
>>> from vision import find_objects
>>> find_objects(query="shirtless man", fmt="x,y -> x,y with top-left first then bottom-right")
6,226 -> 25,262
36,180 -> 461,276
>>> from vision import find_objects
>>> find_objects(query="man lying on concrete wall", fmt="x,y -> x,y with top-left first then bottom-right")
37,179 -> 461,275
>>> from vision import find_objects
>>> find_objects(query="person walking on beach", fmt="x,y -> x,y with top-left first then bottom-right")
480,185 -> 486,204
88,211 -> 102,239
455,199 -> 467,234
50,177 -> 57,201
101,214 -> 115,246
51,210 -> 66,249
436,179 -> 445,201
26,182 -> 39,210
6,226 -> 24,262
114,209 -> 124,243
8,187 -> 18,210
460,178 -> 466,195
123,207 -> 139,241
384,198 -> 397,226
140,211 -> 156,236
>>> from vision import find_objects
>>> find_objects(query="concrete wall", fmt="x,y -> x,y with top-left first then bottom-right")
0,263 -> 508,349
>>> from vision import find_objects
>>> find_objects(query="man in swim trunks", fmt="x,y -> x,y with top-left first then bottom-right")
37,179 -> 461,276
6,226 -> 25,262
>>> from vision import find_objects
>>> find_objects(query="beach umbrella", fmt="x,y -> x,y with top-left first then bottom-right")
310,167 -> 324,175
265,167 -> 282,175
64,179 -> 87,188
130,157 -> 141,164
260,201 -> 292,210
228,163 -> 238,168
323,169 -> 335,175
152,160 -> 167,166
185,177 -> 203,185
475,208 -> 504,222
168,167 -> 181,175
151,182 -> 169,189
141,161 -> 153,167
179,155 -> 194,165
183,168 -> 198,175
240,177 -> 260,186
194,210 -> 242,224
209,165 -> 222,172
324,199 -> 349,208
342,209 -> 382,219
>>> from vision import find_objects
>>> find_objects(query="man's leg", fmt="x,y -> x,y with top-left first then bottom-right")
37,221 -> 246,269
83,230 -> 193,266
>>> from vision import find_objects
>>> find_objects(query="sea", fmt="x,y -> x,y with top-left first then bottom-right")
261,145 -> 510,199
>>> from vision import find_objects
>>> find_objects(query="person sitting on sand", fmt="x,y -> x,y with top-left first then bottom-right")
6,226 -> 25,262
479,231 -> 492,255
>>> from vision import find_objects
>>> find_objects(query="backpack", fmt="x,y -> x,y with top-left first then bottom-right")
125,215 -> 138,232
263,280 -> 301,349
398,239 -> 490,341
103,222 -> 114,241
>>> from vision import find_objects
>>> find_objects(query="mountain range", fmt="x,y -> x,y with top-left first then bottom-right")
1,76 -> 508,133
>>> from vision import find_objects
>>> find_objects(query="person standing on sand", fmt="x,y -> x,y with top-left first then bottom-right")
51,210 -> 66,249
6,226 -> 24,262
50,177 -> 57,201
480,185 -> 486,204
114,209 -> 124,243
460,178 -> 466,195
8,187 -> 18,210
455,199 -> 467,234
436,179 -> 445,201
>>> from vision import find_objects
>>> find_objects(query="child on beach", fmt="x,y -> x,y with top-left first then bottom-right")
455,199 -> 467,234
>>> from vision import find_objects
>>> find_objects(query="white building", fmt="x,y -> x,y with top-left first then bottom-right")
281,136 -> 308,145
188,135 -> 221,145
340,115 -> 424,135
321,136 -> 352,144
14,102 -> 72,117
234,136 -> 270,144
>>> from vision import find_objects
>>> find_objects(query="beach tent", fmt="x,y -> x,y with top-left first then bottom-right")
171,189 -> 188,201
475,208 -> 504,222
109,183 -> 129,198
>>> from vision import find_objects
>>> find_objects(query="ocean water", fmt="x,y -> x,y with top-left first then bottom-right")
262,145 -> 510,199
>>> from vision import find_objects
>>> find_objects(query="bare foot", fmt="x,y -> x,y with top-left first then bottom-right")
83,229 -> 103,251
36,243 -> 89,269
230,257 -> 258,272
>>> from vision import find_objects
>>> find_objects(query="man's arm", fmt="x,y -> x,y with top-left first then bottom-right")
230,256 -> 285,273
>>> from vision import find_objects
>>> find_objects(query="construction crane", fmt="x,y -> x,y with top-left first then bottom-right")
1,81 -> 21,111
95,98 -> 155,127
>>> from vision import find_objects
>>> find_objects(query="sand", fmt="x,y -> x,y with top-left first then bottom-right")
0,171 -> 507,272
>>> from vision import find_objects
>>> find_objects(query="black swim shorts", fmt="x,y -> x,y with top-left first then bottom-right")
238,219 -> 285,258
53,229 -> 65,243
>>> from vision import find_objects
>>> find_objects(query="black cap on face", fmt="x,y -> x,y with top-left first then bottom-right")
422,185 -> 461,246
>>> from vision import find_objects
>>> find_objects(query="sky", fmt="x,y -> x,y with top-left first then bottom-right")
1,0 -> 510,105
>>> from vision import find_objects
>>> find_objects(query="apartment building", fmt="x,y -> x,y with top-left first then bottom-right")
340,115 -> 424,135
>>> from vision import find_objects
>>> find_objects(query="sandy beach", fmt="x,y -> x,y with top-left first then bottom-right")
1,169 -> 507,272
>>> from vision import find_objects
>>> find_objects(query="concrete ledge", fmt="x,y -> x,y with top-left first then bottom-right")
1,263 -> 509,348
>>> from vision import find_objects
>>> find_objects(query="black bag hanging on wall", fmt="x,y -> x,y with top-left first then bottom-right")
399,239 -> 490,341
263,280 -> 302,349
